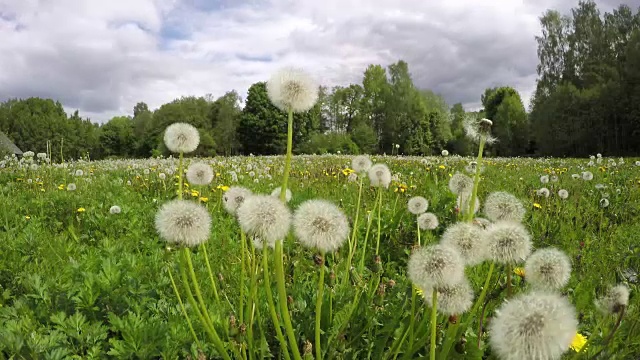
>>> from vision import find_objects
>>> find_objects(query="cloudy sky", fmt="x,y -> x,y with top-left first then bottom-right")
0,0 -> 635,123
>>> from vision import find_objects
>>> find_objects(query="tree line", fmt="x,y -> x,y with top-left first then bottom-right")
1,1 -> 638,160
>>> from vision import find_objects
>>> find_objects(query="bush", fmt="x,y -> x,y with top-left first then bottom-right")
297,133 -> 360,154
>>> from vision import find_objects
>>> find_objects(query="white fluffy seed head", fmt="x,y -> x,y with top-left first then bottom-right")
417,212 -> 439,230
489,291 -> 578,360
237,195 -> 291,244
223,187 -> 253,215
164,123 -> 200,154
440,222 -> 488,266
582,171 -> 594,181
463,116 -> 497,144
524,248 -> 572,290
271,187 -> 293,203
420,277 -> 474,315
155,200 -> 211,247
368,163 -> 392,188
293,199 -> 350,253
266,67 -> 319,113
449,173 -> 473,195
109,205 -> 121,214
186,162 -> 214,186
596,284 -> 630,314
558,189 -> 569,199
457,192 -> 480,215
485,221 -> 532,264
352,155 -> 372,173
484,192 -> 526,223
67,183 -> 76,191
407,244 -> 464,288
408,196 -> 429,215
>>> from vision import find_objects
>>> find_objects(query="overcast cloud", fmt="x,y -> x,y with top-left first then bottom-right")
0,0 -> 636,122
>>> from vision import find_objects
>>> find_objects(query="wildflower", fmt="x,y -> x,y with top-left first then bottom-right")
484,191 -> 526,223
582,171 -> 594,181
217,184 -> 230,192
489,291 -> 578,360
440,222 -> 487,265
159,173 -> 166,180
419,277 -> 474,315
76,207 -> 86,213
558,189 -> 569,199
533,203 -> 542,209
463,117 -> 496,144
352,155 -> 372,173
407,244 -> 465,288
571,173 -> 580,180
525,248 -> 571,290
155,200 -> 211,247
222,186 -> 252,215
164,122 -> 200,154
186,162 -> 214,185
536,188 -> 550,198
417,212 -> 439,230
514,267 -> 525,277
441,150 -> 449,156
25,215 -> 31,220
266,67 -> 318,113
407,196 -> 429,215
75,169 -> 83,176
550,175 -> 559,182
347,173 -> 358,182
293,199 -> 350,253
271,186 -> 293,202
570,333 -> 587,352
67,183 -> 76,191
485,221 -> 532,264
58,184 -> 64,190
237,195 -> 291,246
599,198 -> 609,208
448,173 -> 473,195
368,163 -> 392,188
540,175 -> 549,184
109,205 -> 121,214
596,284 -> 630,314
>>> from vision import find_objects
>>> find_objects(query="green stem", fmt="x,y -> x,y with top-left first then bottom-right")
280,108 -> 294,202
345,175 -> 364,284
375,187 -> 383,256
416,217 -> 421,246
408,286 -> 418,350
315,253 -> 326,360
201,243 -> 221,304
465,137 -> 486,222
430,289 -> 438,360
506,264 -> 512,297
262,245 -> 292,360
239,231 -> 246,324
275,240 -> 302,360
358,203 -> 376,272
247,243 -> 258,360
183,249 -> 217,335
178,152 -> 184,200
167,266 -> 201,348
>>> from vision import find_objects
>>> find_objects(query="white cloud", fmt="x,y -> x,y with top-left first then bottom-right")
0,0 -> 634,122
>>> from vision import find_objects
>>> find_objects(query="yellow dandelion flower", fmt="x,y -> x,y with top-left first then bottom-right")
217,185 -> 230,191
514,267 -> 525,277
40,188 -> 45,192
570,333 -> 587,352
533,203 -> 542,209
199,197 -> 209,203
25,215 -> 31,220
414,285 -> 424,297
77,207 -> 86,213
438,165 -> 446,169
191,190 -> 199,197
342,168 -> 355,176
58,184 -> 64,190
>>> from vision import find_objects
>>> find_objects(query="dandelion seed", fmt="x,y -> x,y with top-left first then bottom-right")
75,169 -> 83,176
109,205 -> 121,214
484,192 -> 526,223
558,189 -> 569,199
164,123 -> 200,154
266,67 -> 318,113
582,171 -> 593,181
441,150 -> 449,156
525,248 -> 571,290
571,174 -> 580,180
550,175 -> 558,183
368,163 -> 392,188
352,155 -> 372,173
596,284 -> 630,314
440,222 -> 488,266
293,199 -> 350,253
599,198 -> 609,208
186,162 -> 214,185
485,221 -> 532,264
489,291 -> 578,360
407,244 -> 464,288
271,187 -> 293,202
155,200 -> 211,247
536,188 -> 550,198
347,172 -> 358,182
237,195 -> 291,245
223,186 -> 252,215
67,183 -> 76,191
449,173 -> 473,195
159,173 -> 166,180
463,117 -> 496,144
419,277 -> 474,315
540,175 -> 549,184
472,217 -> 492,229
408,196 -> 429,215
417,212 -> 439,230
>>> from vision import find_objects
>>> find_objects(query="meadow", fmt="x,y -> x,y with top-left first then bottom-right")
0,150 -> 638,359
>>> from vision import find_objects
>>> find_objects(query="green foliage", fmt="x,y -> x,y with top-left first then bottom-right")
297,132 -> 360,154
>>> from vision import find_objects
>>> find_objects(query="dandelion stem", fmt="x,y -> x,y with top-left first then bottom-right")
261,245 -> 291,360
358,200 -> 377,272
408,285 -> 418,351
586,307 -> 626,360
201,243 -> 221,305
429,289 -> 438,360
466,136 -> 486,222
167,265 -> 201,349
239,231 -> 246,324
375,187 -> 383,256
246,244 -> 258,360
506,264 -> 513,297
315,252 -> 326,360
416,217 -> 421,246
280,108 -> 294,202
183,249 -> 217,336
345,175 -> 365,284
275,240 -> 302,360
178,152 -> 184,200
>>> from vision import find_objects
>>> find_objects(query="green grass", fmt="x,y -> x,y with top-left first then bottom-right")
0,155 -> 638,359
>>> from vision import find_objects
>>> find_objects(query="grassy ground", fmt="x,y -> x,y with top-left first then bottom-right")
0,154 -> 638,359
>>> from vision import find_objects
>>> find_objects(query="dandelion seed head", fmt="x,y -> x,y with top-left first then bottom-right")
352,155 -> 372,173
271,186 -> 293,202
223,186 -> 253,215
463,116 -> 496,144
420,277 -> 474,315
558,189 -> 569,199
417,212 -> 439,230
155,200 -> 211,247
440,222 -> 488,266
457,192 -> 480,215
109,205 -> 121,214
267,67 -> 319,113
449,173 -> 473,195
486,221 -> 532,264
75,169 -> 84,176
596,284 -> 630,314
164,123 -> 200,154
540,175 -> 549,184
293,199 -> 350,253
484,191 -> 526,223
237,195 -> 291,244
186,162 -> 214,186
408,244 -> 464,288
582,171 -> 594,181
441,150 -> 449,156
489,291 -> 577,360
408,196 -> 429,215
525,248 -> 572,290
368,163 -> 392,188
599,198 -> 609,208
67,183 -> 76,191
537,188 -> 550,198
